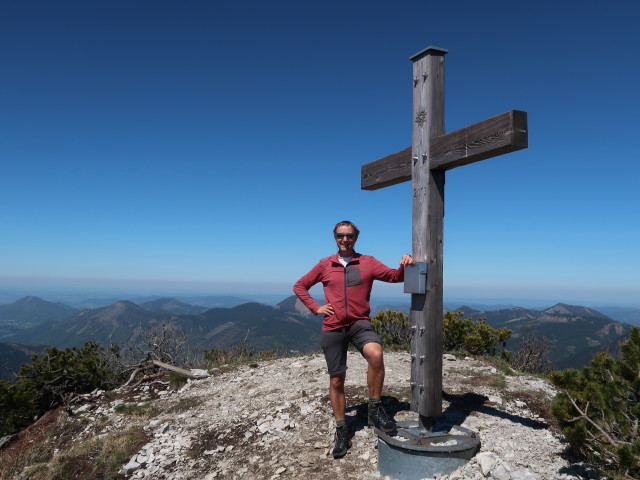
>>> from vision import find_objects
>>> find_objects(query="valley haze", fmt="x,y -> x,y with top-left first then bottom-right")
1,281 -> 639,310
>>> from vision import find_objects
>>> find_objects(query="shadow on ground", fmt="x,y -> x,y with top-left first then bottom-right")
343,391 -> 547,434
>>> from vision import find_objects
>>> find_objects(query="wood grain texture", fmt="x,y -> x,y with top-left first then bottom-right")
360,147 -> 411,190
430,110 -> 528,171
360,110 -> 528,190
409,50 -> 445,419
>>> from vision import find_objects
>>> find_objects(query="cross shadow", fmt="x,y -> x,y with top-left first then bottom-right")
441,391 -> 548,430
343,391 -> 547,433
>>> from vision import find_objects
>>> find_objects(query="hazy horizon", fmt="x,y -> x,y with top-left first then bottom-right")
1,278 -> 639,310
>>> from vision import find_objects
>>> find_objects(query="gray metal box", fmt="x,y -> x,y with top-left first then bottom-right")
404,262 -> 427,294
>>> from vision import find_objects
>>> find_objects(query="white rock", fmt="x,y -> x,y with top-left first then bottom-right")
491,464 -> 510,480
123,460 -> 140,475
510,468 -> 538,480
476,452 -> 498,476
75,404 -> 92,414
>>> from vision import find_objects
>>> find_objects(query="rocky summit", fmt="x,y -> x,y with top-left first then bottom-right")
3,352 -> 602,480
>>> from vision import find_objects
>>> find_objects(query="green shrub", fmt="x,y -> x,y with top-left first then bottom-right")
372,309 -> 511,357
372,310 -> 412,348
443,311 -> 511,357
0,342 -> 123,437
203,343 -> 254,367
551,327 -> 640,478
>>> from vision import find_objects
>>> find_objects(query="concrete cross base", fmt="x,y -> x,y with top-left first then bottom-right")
376,421 -> 480,480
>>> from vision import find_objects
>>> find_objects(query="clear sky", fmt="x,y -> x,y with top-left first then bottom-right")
1,1 -> 639,307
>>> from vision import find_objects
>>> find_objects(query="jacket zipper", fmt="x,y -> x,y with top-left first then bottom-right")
343,264 -> 349,323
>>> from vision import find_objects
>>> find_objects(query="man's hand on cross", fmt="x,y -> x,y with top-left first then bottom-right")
400,254 -> 414,266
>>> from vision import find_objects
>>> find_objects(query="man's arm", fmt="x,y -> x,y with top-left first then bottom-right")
371,254 -> 414,283
293,263 -> 324,314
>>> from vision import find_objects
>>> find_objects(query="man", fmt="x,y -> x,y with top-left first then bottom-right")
293,220 -> 413,459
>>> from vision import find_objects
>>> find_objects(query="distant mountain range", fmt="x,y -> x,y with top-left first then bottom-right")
0,296 -> 79,325
139,297 -> 209,315
456,303 -> 631,369
0,295 -> 637,381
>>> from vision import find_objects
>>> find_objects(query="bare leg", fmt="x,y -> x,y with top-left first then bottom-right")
329,372 -> 346,420
362,342 -> 385,398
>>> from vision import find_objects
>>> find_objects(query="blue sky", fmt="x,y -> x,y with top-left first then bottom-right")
1,1 -> 639,307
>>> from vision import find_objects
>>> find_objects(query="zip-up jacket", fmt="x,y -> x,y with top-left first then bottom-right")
293,252 -> 405,331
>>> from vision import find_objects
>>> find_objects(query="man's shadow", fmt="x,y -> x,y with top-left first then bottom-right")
345,395 -> 410,433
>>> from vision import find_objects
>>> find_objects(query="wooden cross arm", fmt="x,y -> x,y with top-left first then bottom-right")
361,110 -> 528,190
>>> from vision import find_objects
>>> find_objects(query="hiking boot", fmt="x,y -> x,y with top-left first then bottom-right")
368,403 -> 396,433
332,426 -> 352,459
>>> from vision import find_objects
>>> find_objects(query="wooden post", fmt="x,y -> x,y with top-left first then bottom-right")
410,47 -> 447,428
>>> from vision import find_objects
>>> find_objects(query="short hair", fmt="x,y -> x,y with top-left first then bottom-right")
333,220 -> 360,237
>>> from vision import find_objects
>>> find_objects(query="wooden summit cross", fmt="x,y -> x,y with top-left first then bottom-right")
361,47 -> 528,430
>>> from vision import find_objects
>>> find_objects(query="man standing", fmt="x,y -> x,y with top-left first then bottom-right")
293,220 -> 413,459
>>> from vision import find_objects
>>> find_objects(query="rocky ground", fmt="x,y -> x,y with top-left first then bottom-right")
2,351 -> 603,480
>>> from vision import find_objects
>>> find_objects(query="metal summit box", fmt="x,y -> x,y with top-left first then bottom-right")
404,262 -> 427,294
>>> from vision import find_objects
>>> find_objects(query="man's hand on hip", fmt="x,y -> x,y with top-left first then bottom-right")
317,304 -> 334,315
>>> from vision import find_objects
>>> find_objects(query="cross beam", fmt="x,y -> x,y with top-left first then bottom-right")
361,47 -> 528,427
361,110 -> 528,190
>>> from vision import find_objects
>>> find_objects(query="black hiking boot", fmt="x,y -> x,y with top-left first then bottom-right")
368,402 -> 396,433
332,426 -> 352,459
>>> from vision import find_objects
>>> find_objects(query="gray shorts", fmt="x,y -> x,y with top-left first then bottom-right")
320,319 -> 382,376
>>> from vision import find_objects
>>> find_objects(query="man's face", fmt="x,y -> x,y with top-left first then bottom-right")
334,225 -> 357,257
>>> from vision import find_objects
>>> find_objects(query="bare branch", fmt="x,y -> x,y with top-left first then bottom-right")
565,392 -> 619,448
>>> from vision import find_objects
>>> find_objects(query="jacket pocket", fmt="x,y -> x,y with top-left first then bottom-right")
345,266 -> 362,286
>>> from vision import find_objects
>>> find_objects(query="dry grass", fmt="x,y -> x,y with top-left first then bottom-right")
23,426 -> 149,480
0,406 -> 149,480
0,408 -> 66,479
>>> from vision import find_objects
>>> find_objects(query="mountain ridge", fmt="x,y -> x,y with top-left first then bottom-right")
0,296 -> 78,325
455,302 -> 630,369
0,296 -> 635,377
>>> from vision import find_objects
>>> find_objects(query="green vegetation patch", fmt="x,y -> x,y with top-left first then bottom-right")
551,327 -> 640,479
371,309 -> 512,358
113,402 -> 159,417
166,396 -> 202,414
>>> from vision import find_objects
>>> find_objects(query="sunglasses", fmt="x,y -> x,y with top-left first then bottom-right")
335,233 -> 356,239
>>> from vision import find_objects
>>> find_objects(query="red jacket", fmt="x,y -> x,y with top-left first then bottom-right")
293,253 -> 405,331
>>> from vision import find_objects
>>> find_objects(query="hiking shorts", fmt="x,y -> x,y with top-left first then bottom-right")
320,319 -> 381,376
